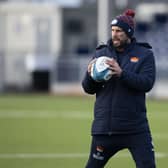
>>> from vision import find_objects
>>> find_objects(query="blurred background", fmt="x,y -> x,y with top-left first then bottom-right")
0,1 -> 168,168
0,0 -> 167,98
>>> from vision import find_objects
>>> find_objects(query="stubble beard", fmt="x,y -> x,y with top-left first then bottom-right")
112,38 -> 130,51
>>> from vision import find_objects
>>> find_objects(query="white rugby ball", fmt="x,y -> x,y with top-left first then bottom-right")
91,56 -> 113,82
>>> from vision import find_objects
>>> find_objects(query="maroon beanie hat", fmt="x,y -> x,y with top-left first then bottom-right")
110,9 -> 135,38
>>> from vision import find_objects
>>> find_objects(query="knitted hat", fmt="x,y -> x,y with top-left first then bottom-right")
110,9 -> 135,38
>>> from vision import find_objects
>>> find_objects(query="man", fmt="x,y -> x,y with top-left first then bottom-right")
82,9 -> 156,168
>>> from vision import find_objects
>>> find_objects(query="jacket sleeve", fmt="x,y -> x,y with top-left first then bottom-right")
82,54 -> 104,94
82,46 -> 108,94
120,51 -> 156,92
82,71 -> 103,94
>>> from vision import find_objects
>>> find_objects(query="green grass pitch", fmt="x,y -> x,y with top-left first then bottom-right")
0,94 -> 167,168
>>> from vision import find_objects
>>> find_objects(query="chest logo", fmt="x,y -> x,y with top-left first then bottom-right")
130,56 -> 139,63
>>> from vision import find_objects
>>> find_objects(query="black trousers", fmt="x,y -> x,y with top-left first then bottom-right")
85,132 -> 156,168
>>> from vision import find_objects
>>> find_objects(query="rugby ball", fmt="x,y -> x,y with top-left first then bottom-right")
91,56 -> 113,82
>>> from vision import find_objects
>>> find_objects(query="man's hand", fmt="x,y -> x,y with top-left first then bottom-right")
106,58 -> 122,77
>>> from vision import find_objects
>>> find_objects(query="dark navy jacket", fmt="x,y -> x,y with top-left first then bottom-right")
82,39 -> 156,135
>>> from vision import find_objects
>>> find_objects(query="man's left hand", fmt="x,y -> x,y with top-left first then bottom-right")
106,58 -> 122,77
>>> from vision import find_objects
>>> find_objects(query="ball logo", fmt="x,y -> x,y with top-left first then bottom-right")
95,58 -> 109,72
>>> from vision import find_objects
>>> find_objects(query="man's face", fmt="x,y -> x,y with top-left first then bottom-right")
111,26 -> 129,49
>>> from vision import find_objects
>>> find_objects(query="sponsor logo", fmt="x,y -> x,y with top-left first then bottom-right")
93,146 -> 104,160
130,56 -> 139,63
111,19 -> 118,25
96,146 -> 104,152
93,153 -> 104,160
128,28 -> 132,32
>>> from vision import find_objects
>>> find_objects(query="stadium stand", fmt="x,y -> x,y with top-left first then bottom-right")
135,12 -> 168,79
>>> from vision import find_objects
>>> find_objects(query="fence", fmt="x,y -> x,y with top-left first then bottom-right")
50,55 -> 168,98
50,56 -> 90,95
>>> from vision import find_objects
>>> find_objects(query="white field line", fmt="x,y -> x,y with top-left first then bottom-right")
0,111 -> 91,119
0,111 -> 168,138
0,152 -> 167,159
0,111 -> 167,119
0,153 -> 88,159
0,111 -> 167,140
153,133 -> 168,140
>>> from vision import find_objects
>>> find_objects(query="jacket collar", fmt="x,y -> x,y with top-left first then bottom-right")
107,38 -> 136,68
